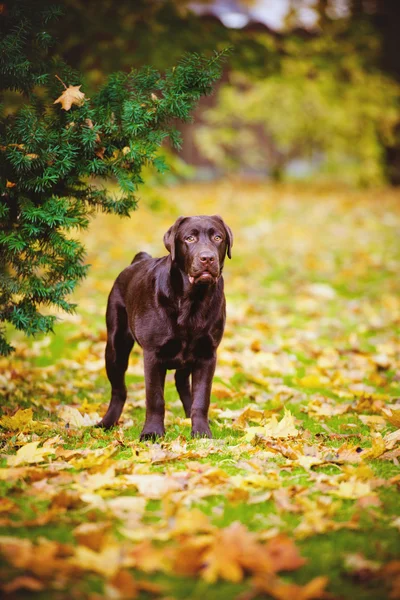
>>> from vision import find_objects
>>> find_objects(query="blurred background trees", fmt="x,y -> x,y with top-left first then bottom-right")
50,0 -> 400,185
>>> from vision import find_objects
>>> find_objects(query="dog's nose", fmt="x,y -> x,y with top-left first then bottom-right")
200,253 -> 215,264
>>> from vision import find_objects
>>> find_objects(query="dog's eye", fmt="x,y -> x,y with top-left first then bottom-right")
185,235 -> 196,243
214,234 -> 222,242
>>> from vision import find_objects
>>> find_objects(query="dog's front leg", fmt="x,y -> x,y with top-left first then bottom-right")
191,355 -> 216,438
140,351 -> 167,441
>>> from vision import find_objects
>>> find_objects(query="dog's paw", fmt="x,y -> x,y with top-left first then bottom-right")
191,422 -> 212,439
140,425 -> 165,442
96,418 -> 117,430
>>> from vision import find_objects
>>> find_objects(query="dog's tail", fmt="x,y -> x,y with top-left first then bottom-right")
131,251 -> 152,264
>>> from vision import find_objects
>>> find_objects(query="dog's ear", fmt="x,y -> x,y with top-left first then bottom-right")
213,215 -> 233,259
163,216 -> 186,262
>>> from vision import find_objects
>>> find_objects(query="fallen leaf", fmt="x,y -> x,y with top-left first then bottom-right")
245,409 -> 299,442
384,428 -> 400,450
0,408 -> 47,433
73,522 -> 111,551
331,479 -> 373,499
7,441 -> 54,466
70,544 -> 127,578
382,408 -> 400,428
1,575 -> 44,593
124,473 -> 185,499
251,573 -> 329,600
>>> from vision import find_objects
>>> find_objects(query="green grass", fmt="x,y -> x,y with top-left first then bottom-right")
1,182 -> 400,599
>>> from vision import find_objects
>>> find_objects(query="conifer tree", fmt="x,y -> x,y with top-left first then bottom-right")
0,0 -> 227,355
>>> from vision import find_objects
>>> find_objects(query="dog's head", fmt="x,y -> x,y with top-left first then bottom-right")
164,215 -> 233,286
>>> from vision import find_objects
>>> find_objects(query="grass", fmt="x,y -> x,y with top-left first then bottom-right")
1,180 -> 400,599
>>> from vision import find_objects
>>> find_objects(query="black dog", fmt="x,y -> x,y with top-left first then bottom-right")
98,215 -> 233,439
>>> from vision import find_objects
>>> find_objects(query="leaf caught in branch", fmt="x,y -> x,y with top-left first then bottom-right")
54,85 -> 86,111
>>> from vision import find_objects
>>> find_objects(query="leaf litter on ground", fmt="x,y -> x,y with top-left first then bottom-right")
1,182 -> 400,599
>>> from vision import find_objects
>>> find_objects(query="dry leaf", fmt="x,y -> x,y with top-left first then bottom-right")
252,574 -> 329,600
7,441 -> 54,466
54,85 -> 85,110
382,408 -> 400,428
331,479 -> 373,499
245,409 -> 299,442
70,544 -> 127,578
1,575 -> 44,593
124,473 -> 185,499
0,408 -> 46,433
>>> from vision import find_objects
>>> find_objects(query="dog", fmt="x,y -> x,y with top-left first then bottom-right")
98,215 -> 233,439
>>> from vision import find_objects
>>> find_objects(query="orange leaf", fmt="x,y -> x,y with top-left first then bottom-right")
54,85 -> 85,110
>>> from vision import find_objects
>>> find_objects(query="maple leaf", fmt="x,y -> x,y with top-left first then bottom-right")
384,428 -> 400,450
251,574 -> 329,600
200,522 -> 304,583
58,405 -> 99,428
244,409 -> 299,442
0,408 -> 47,433
54,85 -> 85,110
70,544 -> 128,578
7,441 -> 54,466
331,479 -> 373,499
382,407 -> 400,428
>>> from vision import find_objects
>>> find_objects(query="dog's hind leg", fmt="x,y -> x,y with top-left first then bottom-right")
98,286 -> 134,429
175,367 -> 192,417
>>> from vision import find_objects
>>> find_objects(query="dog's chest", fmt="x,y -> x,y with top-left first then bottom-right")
157,325 -> 215,366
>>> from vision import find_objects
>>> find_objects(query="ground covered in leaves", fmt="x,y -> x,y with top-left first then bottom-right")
1,181 -> 400,600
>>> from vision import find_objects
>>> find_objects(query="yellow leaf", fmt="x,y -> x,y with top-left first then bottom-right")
59,405 -> 85,427
362,434 -> 386,459
331,479 -> 373,499
123,473 -> 184,499
54,85 -> 85,110
243,426 -> 265,442
76,467 -> 117,491
384,428 -> 400,450
212,382 -> 235,399
244,409 -> 299,442
107,496 -> 147,520
0,408 -> 46,433
232,406 -> 268,429
382,408 -> 400,428
0,498 -> 16,513
58,405 -> 99,428
70,544 -> 125,578
298,374 -> 328,388
231,473 -> 281,490
6,180 -> 16,188
7,441 -> 53,466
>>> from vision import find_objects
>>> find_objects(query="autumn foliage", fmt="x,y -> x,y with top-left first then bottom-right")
0,182 -> 400,598
0,0 -> 226,355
